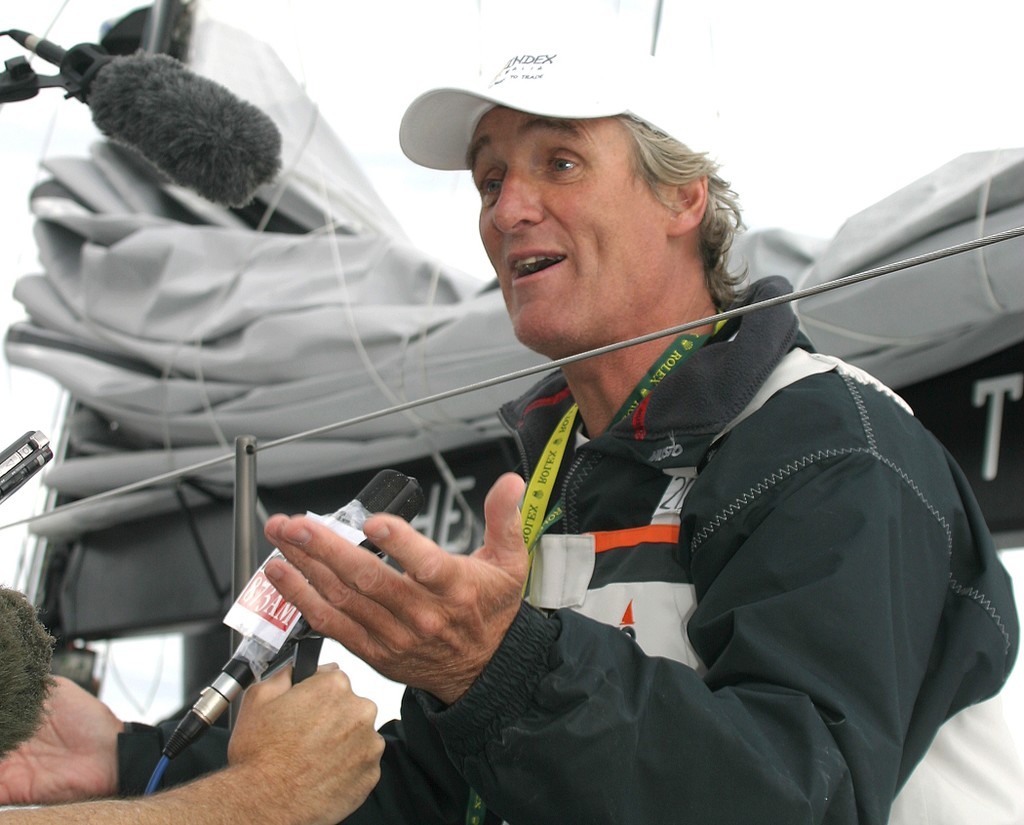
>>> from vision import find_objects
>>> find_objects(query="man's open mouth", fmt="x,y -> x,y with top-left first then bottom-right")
514,255 -> 566,277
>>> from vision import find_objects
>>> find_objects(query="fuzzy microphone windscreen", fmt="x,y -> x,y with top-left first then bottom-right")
0,587 -> 55,759
87,52 -> 283,207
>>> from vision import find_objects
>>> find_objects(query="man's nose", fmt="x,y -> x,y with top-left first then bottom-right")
490,173 -> 543,233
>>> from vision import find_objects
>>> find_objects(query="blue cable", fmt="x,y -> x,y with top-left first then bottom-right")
144,754 -> 170,796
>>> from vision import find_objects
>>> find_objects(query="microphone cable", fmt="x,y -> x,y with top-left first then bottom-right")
144,755 -> 169,796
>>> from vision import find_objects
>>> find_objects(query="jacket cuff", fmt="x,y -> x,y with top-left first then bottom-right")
117,723 -> 164,796
415,602 -> 559,764
118,720 -> 230,796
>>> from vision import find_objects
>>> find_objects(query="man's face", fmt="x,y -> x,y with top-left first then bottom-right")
470,108 -> 683,360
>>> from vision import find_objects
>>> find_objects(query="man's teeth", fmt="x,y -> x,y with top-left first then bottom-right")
515,256 -> 565,276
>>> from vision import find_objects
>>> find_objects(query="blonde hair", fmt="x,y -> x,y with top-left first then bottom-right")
619,116 -> 746,308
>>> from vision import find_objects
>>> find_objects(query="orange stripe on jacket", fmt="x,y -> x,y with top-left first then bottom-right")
591,524 -> 680,554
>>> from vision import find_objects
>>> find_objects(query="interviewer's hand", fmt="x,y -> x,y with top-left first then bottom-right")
264,472 -> 528,705
228,664 -> 383,825
0,676 -> 122,804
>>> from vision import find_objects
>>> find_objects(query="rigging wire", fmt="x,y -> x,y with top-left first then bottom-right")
650,0 -> 664,55
2,221 -> 1022,535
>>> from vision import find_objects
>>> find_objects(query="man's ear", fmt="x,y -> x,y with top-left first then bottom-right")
664,176 -> 708,237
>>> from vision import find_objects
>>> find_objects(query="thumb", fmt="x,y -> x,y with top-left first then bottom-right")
480,472 -> 528,573
243,663 -> 293,711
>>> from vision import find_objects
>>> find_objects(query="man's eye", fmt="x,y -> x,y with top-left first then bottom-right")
479,178 -> 502,202
553,159 -> 576,172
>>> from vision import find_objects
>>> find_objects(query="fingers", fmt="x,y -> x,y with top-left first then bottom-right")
266,472 -> 527,602
264,515 -> 359,603
267,513 -> 432,628
245,662 -> 348,710
231,664 -> 373,775
362,471 -> 528,585
262,551 -> 377,650
361,514 -> 452,591
265,514 -> 399,599
239,663 -> 293,712
260,473 -> 530,697
481,472 -> 528,565
265,473 -> 529,623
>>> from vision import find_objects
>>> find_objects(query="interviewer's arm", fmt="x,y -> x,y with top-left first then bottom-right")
1,665 -> 383,825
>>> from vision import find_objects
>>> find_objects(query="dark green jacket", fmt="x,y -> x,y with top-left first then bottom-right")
122,277 -> 1019,824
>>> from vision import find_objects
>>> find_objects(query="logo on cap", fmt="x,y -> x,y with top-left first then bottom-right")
490,53 -> 558,87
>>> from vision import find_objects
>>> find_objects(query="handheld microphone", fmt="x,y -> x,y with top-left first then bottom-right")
0,431 -> 52,507
2,29 -> 282,207
161,469 -> 425,760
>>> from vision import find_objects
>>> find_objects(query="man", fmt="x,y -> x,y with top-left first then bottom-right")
10,42 -> 1023,824
0,585 -> 383,824
258,44 -> 1023,824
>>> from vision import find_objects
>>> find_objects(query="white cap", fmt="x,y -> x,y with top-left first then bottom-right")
399,47 -> 709,171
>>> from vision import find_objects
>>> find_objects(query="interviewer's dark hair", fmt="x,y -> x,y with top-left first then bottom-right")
618,116 -> 747,309
0,587 -> 55,759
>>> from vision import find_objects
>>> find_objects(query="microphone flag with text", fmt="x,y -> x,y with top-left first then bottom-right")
1,29 -> 282,206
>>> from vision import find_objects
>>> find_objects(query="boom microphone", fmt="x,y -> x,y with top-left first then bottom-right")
161,469 -> 425,761
3,30 -> 282,207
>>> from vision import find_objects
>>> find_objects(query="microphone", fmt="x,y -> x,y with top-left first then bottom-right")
161,469 -> 425,760
2,29 -> 282,207
0,431 -> 52,507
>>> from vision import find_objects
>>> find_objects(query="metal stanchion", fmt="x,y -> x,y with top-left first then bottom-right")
229,434 -> 258,729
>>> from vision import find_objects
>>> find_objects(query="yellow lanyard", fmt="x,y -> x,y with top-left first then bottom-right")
520,402 -> 578,598
520,402 -> 578,551
518,328 -> 718,559
612,328 -> 720,424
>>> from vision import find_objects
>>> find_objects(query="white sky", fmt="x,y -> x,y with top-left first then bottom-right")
1,0 -> 1021,750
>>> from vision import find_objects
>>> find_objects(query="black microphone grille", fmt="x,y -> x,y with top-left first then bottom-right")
356,470 -> 425,523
